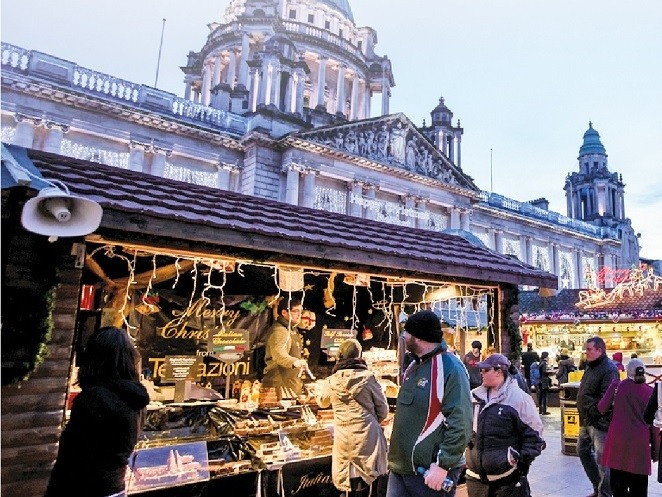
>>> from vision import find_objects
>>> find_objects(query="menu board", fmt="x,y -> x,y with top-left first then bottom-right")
163,355 -> 202,382
320,328 -> 356,349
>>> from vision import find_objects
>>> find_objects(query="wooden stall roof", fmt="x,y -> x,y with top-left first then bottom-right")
22,148 -> 557,288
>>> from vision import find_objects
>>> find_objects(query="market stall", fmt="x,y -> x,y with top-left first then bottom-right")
1,148 -> 557,496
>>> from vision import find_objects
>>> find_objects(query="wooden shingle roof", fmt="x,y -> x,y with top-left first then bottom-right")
24,148 -> 557,288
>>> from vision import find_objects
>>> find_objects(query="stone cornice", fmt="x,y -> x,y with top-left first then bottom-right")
1,73 -> 245,151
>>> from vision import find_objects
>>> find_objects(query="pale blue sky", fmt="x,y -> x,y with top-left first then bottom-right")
2,0 -> 661,259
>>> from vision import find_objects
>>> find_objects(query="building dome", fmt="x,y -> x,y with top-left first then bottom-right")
579,121 -> 606,156
319,0 -> 354,22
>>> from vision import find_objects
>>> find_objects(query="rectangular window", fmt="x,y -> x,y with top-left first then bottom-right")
289,9 -> 296,19
338,29 -> 343,38
357,40 -> 363,50
325,20 -> 330,29
308,13 -> 314,23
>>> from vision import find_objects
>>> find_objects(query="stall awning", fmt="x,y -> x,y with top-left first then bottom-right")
22,148 -> 557,288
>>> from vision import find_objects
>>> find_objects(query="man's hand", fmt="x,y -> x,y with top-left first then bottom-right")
423,463 -> 448,491
292,359 -> 307,369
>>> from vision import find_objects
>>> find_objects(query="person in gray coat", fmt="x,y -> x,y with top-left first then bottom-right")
316,339 -> 389,496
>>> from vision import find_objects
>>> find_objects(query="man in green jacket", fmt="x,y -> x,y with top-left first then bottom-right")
387,310 -> 472,497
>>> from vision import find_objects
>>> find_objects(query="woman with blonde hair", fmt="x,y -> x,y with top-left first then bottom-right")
316,339 -> 389,496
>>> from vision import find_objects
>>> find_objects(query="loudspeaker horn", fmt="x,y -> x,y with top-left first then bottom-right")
21,186 -> 103,237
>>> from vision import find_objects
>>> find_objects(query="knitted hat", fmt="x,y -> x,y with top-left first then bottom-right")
476,353 -> 510,371
471,340 -> 483,350
626,358 -> 644,381
404,310 -> 442,343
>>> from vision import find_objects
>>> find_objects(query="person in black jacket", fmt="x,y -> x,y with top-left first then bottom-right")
521,343 -> 540,388
465,353 -> 545,497
45,326 -> 150,497
576,336 -> 619,497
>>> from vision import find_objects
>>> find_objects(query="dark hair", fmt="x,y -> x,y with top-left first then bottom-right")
586,336 -> 606,353
277,297 -> 302,315
541,351 -> 549,359
78,327 -> 140,388
634,366 -> 646,384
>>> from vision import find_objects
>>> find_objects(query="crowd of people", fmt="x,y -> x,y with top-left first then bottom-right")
48,311 -> 660,497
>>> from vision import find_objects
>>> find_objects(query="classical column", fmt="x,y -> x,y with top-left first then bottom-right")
552,243 -> 560,278
150,146 -> 171,177
201,64 -> 212,106
449,207 -> 461,229
350,74 -> 359,120
455,133 -> 462,168
295,69 -> 305,115
43,121 -> 69,154
226,50 -> 237,89
524,237 -> 533,265
216,162 -> 237,191
575,249 -> 583,288
415,197 -> 429,230
184,80 -> 192,100
364,184 -> 378,220
129,141 -> 150,173
448,134 -> 455,163
381,82 -> 390,115
364,84 -> 372,118
404,195 -> 416,228
212,54 -> 222,89
284,73 -> 294,113
460,209 -> 471,231
315,56 -> 327,109
258,63 -> 269,106
494,230 -> 504,254
238,33 -> 250,88
301,169 -> 318,208
284,164 -> 302,205
12,114 -> 40,148
349,181 -> 364,217
335,64 -> 346,115
271,66 -> 282,108
250,67 -> 260,111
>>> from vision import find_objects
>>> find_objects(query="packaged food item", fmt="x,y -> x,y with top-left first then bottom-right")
240,380 -> 251,403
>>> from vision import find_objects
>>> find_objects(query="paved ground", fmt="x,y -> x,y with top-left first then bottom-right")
456,405 -> 660,496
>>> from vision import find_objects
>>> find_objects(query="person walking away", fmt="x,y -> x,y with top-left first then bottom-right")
465,353 -> 545,497
597,359 -> 654,496
611,352 -> 625,373
537,351 -> 551,415
644,380 -> 662,483
521,343 -> 540,388
576,336 -> 620,497
387,310 -> 472,497
556,348 -> 576,385
316,339 -> 388,496
464,340 -> 483,390
262,298 -> 308,397
45,326 -> 150,497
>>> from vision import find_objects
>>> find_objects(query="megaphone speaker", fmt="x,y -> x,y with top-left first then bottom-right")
21,186 -> 103,237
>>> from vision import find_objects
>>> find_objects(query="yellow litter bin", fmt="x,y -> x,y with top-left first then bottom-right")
560,382 -> 581,456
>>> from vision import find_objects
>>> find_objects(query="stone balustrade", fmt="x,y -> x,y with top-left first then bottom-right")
1,42 -> 249,136
479,191 -> 619,240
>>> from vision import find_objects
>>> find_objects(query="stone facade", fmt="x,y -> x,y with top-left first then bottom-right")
0,0 -> 641,292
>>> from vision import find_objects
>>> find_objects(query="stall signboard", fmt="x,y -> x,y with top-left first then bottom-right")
127,441 -> 209,493
320,328 -> 357,349
163,356 -> 202,382
208,328 -> 250,355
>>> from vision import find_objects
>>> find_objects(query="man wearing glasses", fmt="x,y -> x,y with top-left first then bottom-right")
262,298 -> 308,397
576,336 -> 620,497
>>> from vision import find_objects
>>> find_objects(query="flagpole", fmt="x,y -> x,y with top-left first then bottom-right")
490,148 -> 493,192
154,18 -> 166,88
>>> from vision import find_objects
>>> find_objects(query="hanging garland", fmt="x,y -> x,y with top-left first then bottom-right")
1,273 -> 58,386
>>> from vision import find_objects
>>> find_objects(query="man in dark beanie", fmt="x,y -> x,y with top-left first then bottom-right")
386,310 -> 472,497
463,340 -> 483,390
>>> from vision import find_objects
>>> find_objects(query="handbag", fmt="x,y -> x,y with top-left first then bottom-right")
651,426 -> 661,462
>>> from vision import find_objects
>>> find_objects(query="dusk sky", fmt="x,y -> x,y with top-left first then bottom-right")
2,0 -> 661,259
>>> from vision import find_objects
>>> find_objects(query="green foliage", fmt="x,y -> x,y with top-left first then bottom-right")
504,289 -> 523,359
1,278 -> 59,386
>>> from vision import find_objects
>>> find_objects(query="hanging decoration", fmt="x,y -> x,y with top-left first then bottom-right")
278,266 -> 305,292
577,264 -> 662,310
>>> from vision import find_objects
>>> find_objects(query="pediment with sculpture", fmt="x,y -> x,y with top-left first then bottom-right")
289,113 -> 477,190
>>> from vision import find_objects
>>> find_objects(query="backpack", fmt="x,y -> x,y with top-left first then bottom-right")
530,361 -> 541,386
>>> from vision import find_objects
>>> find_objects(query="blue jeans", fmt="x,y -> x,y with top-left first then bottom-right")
577,425 -> 611,497
386,467 -> 463,497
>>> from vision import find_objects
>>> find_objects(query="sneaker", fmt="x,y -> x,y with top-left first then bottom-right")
541,411 -> 551,415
